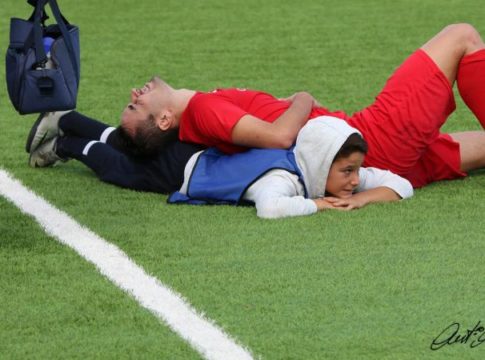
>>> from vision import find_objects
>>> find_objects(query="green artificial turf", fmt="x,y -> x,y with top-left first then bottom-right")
2,0 -> 485,359
0,197 -> 201,359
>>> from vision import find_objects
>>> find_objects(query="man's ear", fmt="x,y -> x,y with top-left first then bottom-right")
156,112 -> 172,131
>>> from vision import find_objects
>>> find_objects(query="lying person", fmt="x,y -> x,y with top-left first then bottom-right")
25,107 -> 485,200
28,23 -> 485,189
169,116 -> 413,219
25,110 -> 203,192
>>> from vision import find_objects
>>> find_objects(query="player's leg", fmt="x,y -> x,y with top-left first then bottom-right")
449,131 -> 485,172
74,139 -> 203,192
29,132 -> 203,193
420,23 -> 485,84
59,112 -> 117,143
26,111 -> 116,153
349,24 -> 485,177
400,131 -> 485,188
349,48 -> 455,176
421,23 -> 485,128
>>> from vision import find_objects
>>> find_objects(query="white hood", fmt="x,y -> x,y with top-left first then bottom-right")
294,116 -> 361,199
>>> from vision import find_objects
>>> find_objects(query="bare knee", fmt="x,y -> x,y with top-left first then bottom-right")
442,23 -> 484,54
450,131 -> 485,172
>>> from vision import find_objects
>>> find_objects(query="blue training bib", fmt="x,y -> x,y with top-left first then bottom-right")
168,147 -> 306,205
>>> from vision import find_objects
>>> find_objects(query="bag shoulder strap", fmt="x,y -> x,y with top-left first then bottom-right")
30,0 -> 79,84
27,0 -> 49,24
47,0 -> 80,83
32,0 -> 49,67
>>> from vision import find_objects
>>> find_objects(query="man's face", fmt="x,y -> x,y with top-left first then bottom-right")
120,77 -> 163,135
325,152 -> 364,198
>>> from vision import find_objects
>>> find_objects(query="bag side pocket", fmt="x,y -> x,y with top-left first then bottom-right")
19,68 -> 73,114
6,48 -> 25,110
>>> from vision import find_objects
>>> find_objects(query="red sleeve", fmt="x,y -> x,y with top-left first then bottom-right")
180,93 -> 247,147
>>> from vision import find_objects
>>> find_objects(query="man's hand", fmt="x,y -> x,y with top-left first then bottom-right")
232,91 -> 314,149
280,92 -> 322,108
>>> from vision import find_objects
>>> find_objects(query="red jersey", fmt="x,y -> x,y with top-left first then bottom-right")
178,88 -> 348,153
178,50 -> 468,188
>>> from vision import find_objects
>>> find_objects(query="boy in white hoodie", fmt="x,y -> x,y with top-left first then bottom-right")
169,116 -> 413,219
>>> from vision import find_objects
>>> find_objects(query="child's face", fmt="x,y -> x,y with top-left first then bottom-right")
325,152 -> 364,198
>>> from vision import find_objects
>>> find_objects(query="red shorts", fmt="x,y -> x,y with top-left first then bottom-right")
347,49 -> 466,188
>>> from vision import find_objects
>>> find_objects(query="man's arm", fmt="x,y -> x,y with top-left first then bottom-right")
231,92 -> 314,149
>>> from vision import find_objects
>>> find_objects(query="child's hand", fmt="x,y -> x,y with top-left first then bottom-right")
313,197 -> 338,211
323,196 -> 365,211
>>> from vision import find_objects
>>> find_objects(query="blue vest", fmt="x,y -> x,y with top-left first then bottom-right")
168,147 -> 306,205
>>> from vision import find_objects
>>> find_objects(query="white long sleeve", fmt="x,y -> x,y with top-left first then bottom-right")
179,155 -> 317,219
245,167 -> 413,219
243,170 -> 317,219
179,152 -> 412,219
356,167 -> 413,199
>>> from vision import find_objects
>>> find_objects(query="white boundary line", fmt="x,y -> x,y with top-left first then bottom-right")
0,169 -> 254,360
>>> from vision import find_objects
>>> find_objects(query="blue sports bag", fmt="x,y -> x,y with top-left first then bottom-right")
6,0 -> 80,114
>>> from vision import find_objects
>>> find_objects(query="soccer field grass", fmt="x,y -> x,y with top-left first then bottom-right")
2,0 -> 485,359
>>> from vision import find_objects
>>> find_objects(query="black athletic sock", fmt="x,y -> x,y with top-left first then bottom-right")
56,136 -> 91,159
59,111 -> 114,140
